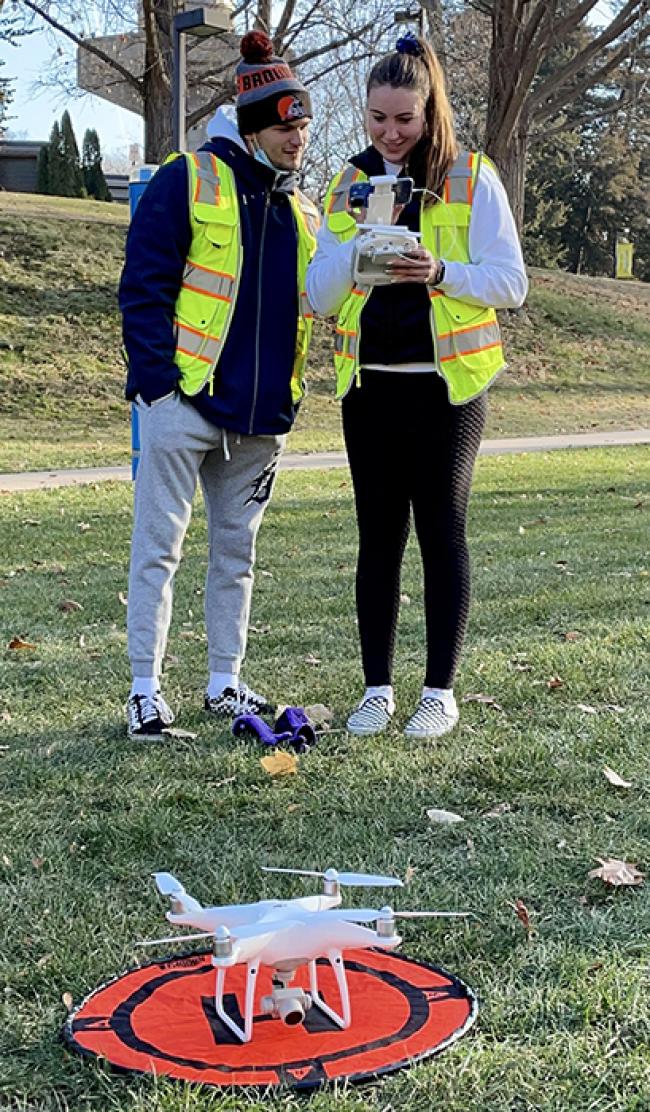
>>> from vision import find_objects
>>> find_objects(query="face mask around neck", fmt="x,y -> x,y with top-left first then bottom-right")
253,146 -> 278,172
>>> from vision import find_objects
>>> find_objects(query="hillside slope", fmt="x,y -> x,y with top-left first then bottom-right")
1,193 -> 648,472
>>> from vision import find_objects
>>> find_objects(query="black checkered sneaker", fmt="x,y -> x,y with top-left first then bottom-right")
204,682 -> 274,719
346,695 -> 394,736
126,692 -> 174,739
403,697 -> 459,739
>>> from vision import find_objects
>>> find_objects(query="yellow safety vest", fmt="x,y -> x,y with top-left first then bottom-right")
168,150 -> 319,401
323,151 -> 505,405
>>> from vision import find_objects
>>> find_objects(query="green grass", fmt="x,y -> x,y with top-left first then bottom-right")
1,193 -> 649,473
1,447 -> 649,1110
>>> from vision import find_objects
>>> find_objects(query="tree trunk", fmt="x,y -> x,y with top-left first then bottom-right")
144,80 -> 173,162
142,0 -> 173,162
488,121 -> 528,234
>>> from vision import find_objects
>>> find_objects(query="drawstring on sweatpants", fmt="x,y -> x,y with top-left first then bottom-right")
222,429 -> 231,461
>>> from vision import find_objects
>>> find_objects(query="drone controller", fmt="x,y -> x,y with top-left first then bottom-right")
350,175 -> 420,287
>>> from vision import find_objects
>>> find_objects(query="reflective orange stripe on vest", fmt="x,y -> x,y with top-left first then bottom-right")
175,321 -> 221,365
191,152 -> 221,205
437,319 -> 501,363
444,151 -> 476,204
181,259 -> 236,302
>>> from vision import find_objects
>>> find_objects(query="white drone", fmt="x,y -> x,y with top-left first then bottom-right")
137,867 -> 470,1044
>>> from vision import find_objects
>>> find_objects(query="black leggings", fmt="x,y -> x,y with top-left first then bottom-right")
342,371 -> 487,689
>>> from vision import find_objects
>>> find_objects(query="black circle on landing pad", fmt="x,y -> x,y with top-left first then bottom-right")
63,948 -> 478,1089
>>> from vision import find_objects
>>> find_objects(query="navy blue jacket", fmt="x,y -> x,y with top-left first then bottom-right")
119,137 -> 300,435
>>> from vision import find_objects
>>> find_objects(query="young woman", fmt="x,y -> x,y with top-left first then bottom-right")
306,33 -> 527,739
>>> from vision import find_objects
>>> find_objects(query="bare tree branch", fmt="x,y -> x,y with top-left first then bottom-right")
19,0 -> 143,94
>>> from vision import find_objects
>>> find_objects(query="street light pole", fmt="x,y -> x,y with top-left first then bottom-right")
171,5 -> 234,153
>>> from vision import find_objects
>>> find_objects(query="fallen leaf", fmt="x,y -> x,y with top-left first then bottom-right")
31,856 -> 45,870
482,802 -> 512,818
118,591 -> 128,606
466,837 -> 475,861
261,750 -> 298,777
426,808 -> 464,825
2,854 -> 11,866
162,727 -> 198,740
249,624 -> 271,634
508,898 -> 534,936
518,525 -> 526,535
22,519 -> 41,526
510,659 -> 532,672
7,637 -> 37,651
547,676 -> 564,690
603,766 -> 632,789
62,991 -> 74,1011
58,599 -> 83,612
78,634 -> 85,648
604,704 -> 625,714
462,693 -> 503,710
404,865 -> 417,884
557,839 -> 567,850
304,653 -> 321,666
286,803 -> 300,813
577,703 -> 597,714
37,953 -> 53,969
304,703 -> 334,729
400,593 -> 411,605
564,631 -> 580,642
588,858 -> 644,887
260,569 -> 274,578
78,522 -> 91,532
1,711 -> 11,722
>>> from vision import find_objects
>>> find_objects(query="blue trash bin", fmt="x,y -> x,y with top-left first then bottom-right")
128,165 -> 158,479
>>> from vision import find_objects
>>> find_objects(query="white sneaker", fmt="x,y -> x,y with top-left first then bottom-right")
346,695 -> 394,736
204,682 -> 273,719
404,697 -> 459,739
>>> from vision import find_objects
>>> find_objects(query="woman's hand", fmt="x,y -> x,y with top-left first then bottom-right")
387,245 -> 439,284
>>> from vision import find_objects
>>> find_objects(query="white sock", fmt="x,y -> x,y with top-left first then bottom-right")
363,685 -> 395,712
130,676 -> 159,699
207,671 -> 238,699
422,686 -> 457,713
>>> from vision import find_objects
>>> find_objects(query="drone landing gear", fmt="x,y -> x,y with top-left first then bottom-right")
309,949 -> 351,1030
212,949 -> 352,1043
214,962 -> 259,1043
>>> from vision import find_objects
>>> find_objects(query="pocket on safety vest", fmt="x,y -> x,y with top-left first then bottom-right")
195,205 -> 238,250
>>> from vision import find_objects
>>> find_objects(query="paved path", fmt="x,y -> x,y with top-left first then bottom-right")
1,428 -> 648,493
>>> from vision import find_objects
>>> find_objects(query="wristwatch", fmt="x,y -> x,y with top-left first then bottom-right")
431,260 -> 446,287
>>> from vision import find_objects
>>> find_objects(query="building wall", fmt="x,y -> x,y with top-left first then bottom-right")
0,141 -> 44,193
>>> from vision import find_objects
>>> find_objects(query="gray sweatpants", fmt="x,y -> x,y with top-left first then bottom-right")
127,391 -> 284,680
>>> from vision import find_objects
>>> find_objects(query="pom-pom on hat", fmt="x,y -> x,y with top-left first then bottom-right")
236,30 -> 312,135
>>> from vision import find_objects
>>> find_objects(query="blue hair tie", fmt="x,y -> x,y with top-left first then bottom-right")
396,31 -> 423,57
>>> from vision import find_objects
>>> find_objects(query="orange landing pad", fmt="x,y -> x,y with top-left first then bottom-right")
63,949 -> 477,1089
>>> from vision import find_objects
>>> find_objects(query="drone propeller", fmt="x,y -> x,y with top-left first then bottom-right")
262,866 -> 403,888
136,918 -> 298,950
313,907 -> 473,924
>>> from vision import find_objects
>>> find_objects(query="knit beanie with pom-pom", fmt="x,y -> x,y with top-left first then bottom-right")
235,31 -> 312,135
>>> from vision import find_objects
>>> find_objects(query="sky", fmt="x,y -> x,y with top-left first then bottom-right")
1,0 -> 617,162
0,21 -> 143,165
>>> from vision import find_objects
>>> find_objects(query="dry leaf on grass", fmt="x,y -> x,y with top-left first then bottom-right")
603,766 -> 632,789
588,858 -> 645,887
78,522 -> 91,533
118,591 -> 128,606
564,631 -> 580,642
482,802 -> 512,818
404,865 -> 417,884
462,693 -> 503,710
304,703 -> 334,730
577,703 -> 597,714
426,808 -> 464,825
62,991 -> 74,1011
162,727 -> 198,740
261,750 -> 298,777
7,637 -> 37,651
547,676 -> 564,690
58,599 -> 83,612
304,653 -> 321,666
508,898 -> 534,936
400,593 -> 411,604
31,857 -> 45,870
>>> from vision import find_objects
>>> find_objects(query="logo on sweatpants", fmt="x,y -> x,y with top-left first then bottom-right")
245,452 -> 280,506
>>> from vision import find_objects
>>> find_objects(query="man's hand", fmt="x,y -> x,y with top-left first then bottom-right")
387,245 -> 439,284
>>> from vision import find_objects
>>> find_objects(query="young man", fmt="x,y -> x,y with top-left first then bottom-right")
119,32 -> 319,738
